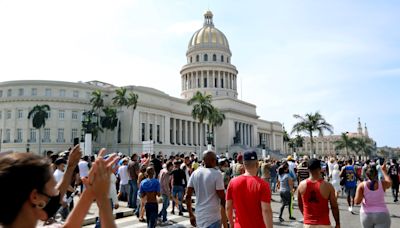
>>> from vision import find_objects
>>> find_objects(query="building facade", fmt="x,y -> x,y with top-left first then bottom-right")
0,11 -> 284,157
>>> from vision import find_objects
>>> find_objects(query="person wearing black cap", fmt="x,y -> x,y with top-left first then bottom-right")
298,158 -> 340,228
389,158 -> 399,202
226,150 -> 273,228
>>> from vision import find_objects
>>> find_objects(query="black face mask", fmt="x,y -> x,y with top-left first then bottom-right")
42,194 -> 61,219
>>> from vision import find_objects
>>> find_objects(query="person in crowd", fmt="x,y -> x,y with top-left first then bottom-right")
328,158 -> 337,181
388,158 -> 399,202
117,158 -> 131,203
355,163 -> 392,228
140,166 -> 160,228
171,159 -> 187,216
158,161 -> 173,225
78,156 -> 90,193
361,160 -> 371,181
150,154 -> 162,178
297,156 -> 310,184
128,154 -> 140,211
0,145 -> 118,228
186,150 -> 225,228
340,158 -> 358,213
232,154 -> 244,177
219,158 -> 231,189
298,158 -> 340,228
53,158 -> 74,220
261,159 -> 271,184
137,164 -> 148,222
270,160 -> 279,193
277,162 -> 295,222
331,164 -> 342,198
226,150 -> 273,228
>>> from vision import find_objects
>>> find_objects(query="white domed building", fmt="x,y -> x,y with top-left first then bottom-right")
0,11 -> 284,158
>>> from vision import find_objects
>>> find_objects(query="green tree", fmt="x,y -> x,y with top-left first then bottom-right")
89,90 -> 105,141
291,111 -> 333,157
353,137 -> 375,157
27,104 -> 50,155
334,132 -> 356,156
283,129 -> 290,154
100,107 -> 118,147
127,92 -> 138,155
208,107 -> 225,152
187,91 -> 213,155
112,87 -> 129,150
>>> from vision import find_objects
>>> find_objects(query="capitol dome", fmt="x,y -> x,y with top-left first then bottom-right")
188,11 -> 230,52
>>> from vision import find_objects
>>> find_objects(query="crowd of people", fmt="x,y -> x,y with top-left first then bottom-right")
1,145 -> 399,228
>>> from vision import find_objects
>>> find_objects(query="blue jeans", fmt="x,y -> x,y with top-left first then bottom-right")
270,176 -> 277,192
172,185 -> 184,212
206,220 -> 221,228
129,179 -> 138,209
158,194 -> 170,222
145,202 -> 158,228
94,199 -> 113,228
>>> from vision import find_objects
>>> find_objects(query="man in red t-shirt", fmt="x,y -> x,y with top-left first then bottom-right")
226,150 -> 273,228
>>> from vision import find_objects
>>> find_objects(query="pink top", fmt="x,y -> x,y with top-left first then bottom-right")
361,181 -> 389,213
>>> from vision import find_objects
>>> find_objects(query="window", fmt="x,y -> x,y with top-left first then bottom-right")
16,129 -> 22,142
196,55 -> 199,62
46,110 -> 51,119
204,54 -> 208,61
7,89 -> 12,97
0,111 -> 2,119
6,110 -> 11,119
57,128 -> 65,143
71,111 -> 78,120
86,92 -> 91,99
71,128 -> 78,142
59,89 -> 66,97
59,110 -> 65,120
73,90 -> 79,98
31,88 -> 37,96
5,129 -> 10,142
141,123 -> 146,141
29,128 -> 36,143
213,54 -> 217,61
45,88 -> 52,97
17,110 -> 23,119
149,124 -> 153,140
221,78 -> 224,88
221,55 -> 224,62
157,125 -> 160,143
0,90 -> 3,97
204,78 -> 207,88
190,56 -> 193,63
227,57 -> 230,63
215,77 -> 218,87
43,128 -> 50,142
18,88 -> 24,96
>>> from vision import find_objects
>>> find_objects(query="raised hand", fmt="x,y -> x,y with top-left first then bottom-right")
67,144 -> 81,168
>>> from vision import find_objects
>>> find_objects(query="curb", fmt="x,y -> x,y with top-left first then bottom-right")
82,210 -> 134,226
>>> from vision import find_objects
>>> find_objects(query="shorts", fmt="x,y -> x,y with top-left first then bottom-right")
345,186 -> 356,197
280,191 -> 291,206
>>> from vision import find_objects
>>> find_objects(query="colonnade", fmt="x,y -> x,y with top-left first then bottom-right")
170,118 -> 211,146
234,121 -> 253,147
181,70 -> 237,91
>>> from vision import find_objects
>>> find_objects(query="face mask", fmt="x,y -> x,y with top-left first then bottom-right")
39,194 -> 61,220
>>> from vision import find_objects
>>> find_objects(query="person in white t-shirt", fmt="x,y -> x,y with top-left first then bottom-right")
54,158 -> 67,183
186,150 -> 225,228
78,156 -> 90,193
117,158 -> 131,203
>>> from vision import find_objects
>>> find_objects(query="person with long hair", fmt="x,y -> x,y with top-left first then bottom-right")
331,164 -> 342,198
277,162 -> 295,222
355,163 -> 392,228
0,146 -> 118,228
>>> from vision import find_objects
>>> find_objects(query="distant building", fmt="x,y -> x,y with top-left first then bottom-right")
0,11 -> 284,157
292,118 -> 375,156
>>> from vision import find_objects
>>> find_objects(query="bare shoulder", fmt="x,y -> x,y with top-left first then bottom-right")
298,179 -> 307,193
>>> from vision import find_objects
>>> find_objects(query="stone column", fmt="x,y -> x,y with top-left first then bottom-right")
184,120 -> 188,145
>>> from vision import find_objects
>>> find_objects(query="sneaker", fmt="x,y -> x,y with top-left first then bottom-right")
179,212 -> 184,216
348,206 -> 352,212
171,210 -> 175,215
289,217 -> 296,221
279,217 -> 284,222
160,220 -> 172,226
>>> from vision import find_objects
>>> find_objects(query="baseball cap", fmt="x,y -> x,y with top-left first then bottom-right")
236,154 -> 243,161
287,155 -> 294,161
55,158 -> 67,166
243,150 -> 257,161
308,158 -> 321,171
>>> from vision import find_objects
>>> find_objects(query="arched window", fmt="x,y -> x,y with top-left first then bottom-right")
221,55 -> 224,62
227,57 -> 230,63
196,55 -> 199,62
204,54 -> 208,61
213,54 -> 217,61
190,56 -> 193,63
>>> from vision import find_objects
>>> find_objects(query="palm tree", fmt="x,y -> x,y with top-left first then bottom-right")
187,91 -> 213,155
100,107 -> 118,148
127,92 -> 138,156
353,137 -> 375,158
112,87 -> 129,151
90,90 -> 105,111
334,132 -> 356,156
291,111 -> 333,157
208,107 -> 225,153
283,129 -> 290,154
27,104 -> 50,155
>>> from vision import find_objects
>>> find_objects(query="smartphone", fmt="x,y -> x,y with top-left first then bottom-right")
73,137 -> 80,146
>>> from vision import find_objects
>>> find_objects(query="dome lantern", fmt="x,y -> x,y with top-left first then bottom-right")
204,10 -> 214,26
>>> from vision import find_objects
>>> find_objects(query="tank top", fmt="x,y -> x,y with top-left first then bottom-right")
344,166 -> 357,188
302,179 -> 330,225
361,181 -> 389,213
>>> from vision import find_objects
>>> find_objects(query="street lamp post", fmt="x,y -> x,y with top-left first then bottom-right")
81,110 -> 98,156
206,131 -> 214,151
26,143 -> 30,153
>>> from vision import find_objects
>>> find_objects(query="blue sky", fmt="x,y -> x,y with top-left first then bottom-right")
0,1 -> 399,147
